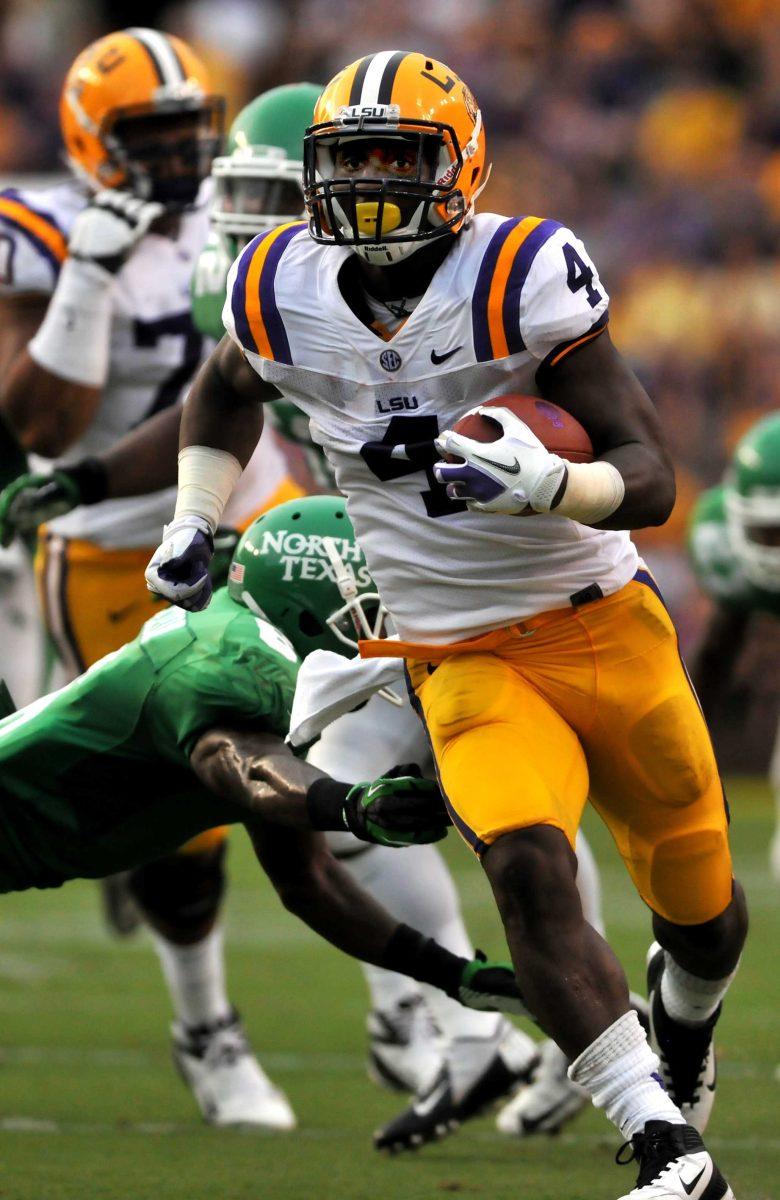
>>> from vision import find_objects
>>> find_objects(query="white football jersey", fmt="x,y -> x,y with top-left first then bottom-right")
0,179 -> 291,547
224,213 -> 638,643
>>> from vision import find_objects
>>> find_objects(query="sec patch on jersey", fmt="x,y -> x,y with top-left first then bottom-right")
446,395 -> 594,463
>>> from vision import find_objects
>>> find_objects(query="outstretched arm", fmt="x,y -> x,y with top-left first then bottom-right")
190,725 -> 450,847
246,818 -> 529,1017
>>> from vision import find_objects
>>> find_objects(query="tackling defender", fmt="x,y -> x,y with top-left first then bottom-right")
0,496 -> 525,1119
147,52 -> 747,1198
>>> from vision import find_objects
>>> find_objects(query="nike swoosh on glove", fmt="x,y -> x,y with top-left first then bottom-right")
68,190 -> 164,275
344,764 -> 451,848
433,405 -> 568,515
145,516 -> 215,611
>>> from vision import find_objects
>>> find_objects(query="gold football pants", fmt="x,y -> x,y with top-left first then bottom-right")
396,574 -> 732,927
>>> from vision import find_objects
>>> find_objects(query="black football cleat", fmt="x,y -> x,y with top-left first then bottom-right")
374,1021 -> 539,1153
616,1120 -> 734,1199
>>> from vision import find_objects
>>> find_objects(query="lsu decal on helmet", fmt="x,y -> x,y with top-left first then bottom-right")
725,412 -> 780,591
60,27 -> 224,208
226,496 -> 387,659
211,83 -> 322,257
304,50 -> 488,264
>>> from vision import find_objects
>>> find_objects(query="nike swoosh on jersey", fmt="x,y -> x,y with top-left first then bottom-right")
472,452 -> 521,475
430,345 -> 462,365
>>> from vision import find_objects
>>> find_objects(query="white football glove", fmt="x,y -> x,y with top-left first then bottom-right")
145,516 -> 215,612
68,190 -> 164,275
434,406 -> 568,515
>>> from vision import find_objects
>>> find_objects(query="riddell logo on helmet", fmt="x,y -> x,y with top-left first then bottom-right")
252,529 -> 372,585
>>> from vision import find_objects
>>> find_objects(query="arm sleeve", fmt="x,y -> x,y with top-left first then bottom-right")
0,190 -> 67,296
519,226 -> 609,364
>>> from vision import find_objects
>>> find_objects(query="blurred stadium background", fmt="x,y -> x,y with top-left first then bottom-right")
0,4 -> 777,1199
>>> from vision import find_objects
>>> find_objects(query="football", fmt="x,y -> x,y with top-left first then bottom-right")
445,394 -> 594,463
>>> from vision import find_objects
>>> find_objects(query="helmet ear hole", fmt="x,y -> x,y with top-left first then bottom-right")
298,609 -> 324,636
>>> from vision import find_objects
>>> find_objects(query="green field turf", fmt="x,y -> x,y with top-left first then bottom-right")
0,777 -> 776,1200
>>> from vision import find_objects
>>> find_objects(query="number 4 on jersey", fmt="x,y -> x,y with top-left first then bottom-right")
563,242 -> 602,309
360,415 -> 466,519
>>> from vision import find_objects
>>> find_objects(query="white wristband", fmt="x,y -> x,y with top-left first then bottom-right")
174,445 -> 243,534
28,257 -> 115,388
553,459 -> 625,525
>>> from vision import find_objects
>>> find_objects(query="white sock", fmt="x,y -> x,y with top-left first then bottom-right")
569,1011 -> 686,1138
660,953 -> 738,1027
575,830 -> 605,937
152,926 -> 232,1029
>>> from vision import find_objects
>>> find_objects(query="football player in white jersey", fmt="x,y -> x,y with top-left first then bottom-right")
147,52 -> 748,1197
0,28 -> 303,1129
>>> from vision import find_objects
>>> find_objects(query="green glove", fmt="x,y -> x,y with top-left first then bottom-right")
345,763 -> 451,848
457,952 -> 534,1019
0,459 -> 108,547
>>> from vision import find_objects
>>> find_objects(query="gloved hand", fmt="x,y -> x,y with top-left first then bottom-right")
145,516 -> 215,611
0,471 -> 81,546
433,405 -> 568,515
0,459 -> 108,547
454,950 -> 533,1019
344,763 -> 451,848
68,190 -> 164,275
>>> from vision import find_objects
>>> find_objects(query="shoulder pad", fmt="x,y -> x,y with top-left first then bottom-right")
0,188 -> 68,290
225,222 -> 308,363
471,216 -> 563,361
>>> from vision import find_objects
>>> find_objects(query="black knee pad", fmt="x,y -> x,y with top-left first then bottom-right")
129,841 -> 228,935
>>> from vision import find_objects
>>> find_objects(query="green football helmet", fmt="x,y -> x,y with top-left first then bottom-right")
725,412 -> 780,591
210,82 -> 322,256
226,495 -> 387,659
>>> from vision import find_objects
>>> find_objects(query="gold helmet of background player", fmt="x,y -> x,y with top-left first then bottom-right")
303,50 -> 488,265
60,27 -> 224,209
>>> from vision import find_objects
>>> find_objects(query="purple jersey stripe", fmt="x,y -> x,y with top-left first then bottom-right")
258,222 -> 306,365
231,234 -> 261,354
471,217 -> 521,363
502,217 -> 562,355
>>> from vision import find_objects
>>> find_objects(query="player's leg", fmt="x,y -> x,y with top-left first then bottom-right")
130,831 -> 295,1130
494,825 -> 604,1139
580,579 -> 747,1142
769,716 -> 780,881
410,645 -> 732,1199
308,693 -> 538,1150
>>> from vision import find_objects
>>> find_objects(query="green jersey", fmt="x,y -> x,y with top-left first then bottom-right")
0,590 -> 300,893
688,484 -> 780,618
190,234 -> 336,489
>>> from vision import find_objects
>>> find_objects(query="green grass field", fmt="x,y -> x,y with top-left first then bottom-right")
0,778 -> 776,1200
